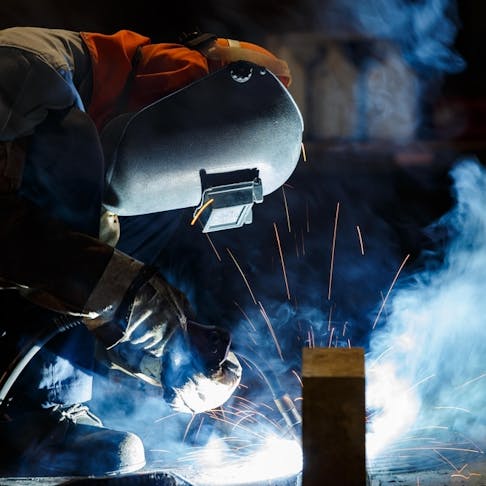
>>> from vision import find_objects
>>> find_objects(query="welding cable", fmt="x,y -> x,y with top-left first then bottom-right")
0,315 -> 83,407
235,350 -> 302,440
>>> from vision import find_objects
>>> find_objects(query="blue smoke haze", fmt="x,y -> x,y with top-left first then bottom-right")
367,158 -> 486,462
310,0 -> 465,73
90,0 -> 469,477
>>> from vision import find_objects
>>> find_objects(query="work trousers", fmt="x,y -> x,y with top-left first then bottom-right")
0,106 -> 105,409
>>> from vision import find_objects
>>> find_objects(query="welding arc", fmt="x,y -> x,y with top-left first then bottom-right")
0,316 -> 83,407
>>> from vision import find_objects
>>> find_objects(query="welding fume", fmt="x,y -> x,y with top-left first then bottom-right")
0,27 -> 303,476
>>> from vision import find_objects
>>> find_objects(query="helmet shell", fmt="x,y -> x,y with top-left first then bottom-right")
102,61 -> 304,216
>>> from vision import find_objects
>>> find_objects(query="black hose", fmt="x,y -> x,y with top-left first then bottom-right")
0,315 -> 83,406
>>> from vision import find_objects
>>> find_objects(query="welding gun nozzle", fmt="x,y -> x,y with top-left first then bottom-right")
274,393 -> 302,441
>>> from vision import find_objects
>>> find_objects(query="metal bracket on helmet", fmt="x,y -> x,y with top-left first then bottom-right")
194,175 -> 263,233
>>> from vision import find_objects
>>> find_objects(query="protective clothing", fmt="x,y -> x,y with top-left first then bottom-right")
1,403 -> 146,476
0,26 -> 296,419
80,30 -> 292,130
83,250 -> 242,414
2,26 -> 301,477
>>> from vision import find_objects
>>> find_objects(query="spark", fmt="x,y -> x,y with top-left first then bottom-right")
306,201 -> 310,233
408,374 -> 435,391
183,414 -> 196,443
282,186 -> 291,233
450,471 -> 482,480
368,345 -> 395,370
456,373 -> 486,389
190,198 -> 215,226
207,408 -> 237,422
306,326 -> 315,348
434,406 -> 472,414
328,327 -> 335,348
204,231 -> 222,261
433,448 -> 460,470
258,402 -> 275,412
450,464 -> 482,480
226,404 -> 253,416
327,304 -> 333,331
301,228 -> 306,256
292,369 -> 303,388
394,447 -> 481,454
154,412 -> 181,423
301,142 -> 307,162
237,354 -> 254,371
258,300 -> 284,360
218,405 -> 226,421
306,330 -> 312,348
229,405 -> 254,416
232,409 -> 282,432
328,201 -> 340,301
356,225 -> 365,255
233,395 -> 256,406
233,414 -> 258,428
372,253 -> 410,329
273,222 -> 291,300
195,416 -> 205,442
379,290 -> 389,324
226,247 -> 257,305
233,301 -> 257,332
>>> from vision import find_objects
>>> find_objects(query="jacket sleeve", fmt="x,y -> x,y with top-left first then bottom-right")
0,30 -> 82,142
0,188 -> 114,315
0,30 -> 115,315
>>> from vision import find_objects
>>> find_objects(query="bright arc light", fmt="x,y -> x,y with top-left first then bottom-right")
193,435 -> 303,486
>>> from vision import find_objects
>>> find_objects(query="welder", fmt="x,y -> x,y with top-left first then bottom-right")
0,27 -> 303,476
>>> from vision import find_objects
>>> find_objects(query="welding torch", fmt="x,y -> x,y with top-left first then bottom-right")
235,350 -> 302,442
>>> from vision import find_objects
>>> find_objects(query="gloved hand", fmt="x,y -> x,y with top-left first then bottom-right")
83,250 -> 242,414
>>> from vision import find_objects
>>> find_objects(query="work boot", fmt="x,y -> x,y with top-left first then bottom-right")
0,403 -> 146,477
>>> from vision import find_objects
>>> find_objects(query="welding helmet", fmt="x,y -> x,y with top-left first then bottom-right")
101,59 -> 304,232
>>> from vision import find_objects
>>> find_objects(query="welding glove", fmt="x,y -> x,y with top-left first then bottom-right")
83,249 -> 242,414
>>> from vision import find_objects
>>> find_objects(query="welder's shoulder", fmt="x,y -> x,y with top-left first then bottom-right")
0,26 -> 84,72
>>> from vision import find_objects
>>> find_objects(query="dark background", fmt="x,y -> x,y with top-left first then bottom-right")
0,0 -> 485,139
1,1 -> 486,476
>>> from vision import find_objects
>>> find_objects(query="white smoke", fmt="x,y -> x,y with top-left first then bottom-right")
312,0 -> 465,73
366,157 -> 486,460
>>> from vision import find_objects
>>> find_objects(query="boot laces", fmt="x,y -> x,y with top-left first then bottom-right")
53,403 -> 103,426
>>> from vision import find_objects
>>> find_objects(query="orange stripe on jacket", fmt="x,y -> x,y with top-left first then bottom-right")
81,30 -> 209,131
81,30 -> 290,132
128,43 -> 209,114
81,30 -> 150,130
